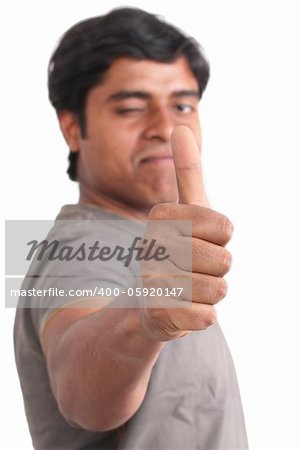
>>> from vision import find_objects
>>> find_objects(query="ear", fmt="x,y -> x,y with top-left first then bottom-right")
58,111 -> 81,153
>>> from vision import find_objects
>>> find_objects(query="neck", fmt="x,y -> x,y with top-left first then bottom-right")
79,184 -> 150,221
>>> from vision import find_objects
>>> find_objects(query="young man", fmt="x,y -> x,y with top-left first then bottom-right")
14,7 -> 248,450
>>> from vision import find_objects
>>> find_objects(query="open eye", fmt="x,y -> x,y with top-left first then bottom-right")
175,103 -> 195,114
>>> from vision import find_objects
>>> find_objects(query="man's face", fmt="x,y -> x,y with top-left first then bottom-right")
75,56 -> 202,213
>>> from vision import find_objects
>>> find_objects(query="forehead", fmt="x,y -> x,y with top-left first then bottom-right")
95,56 -> 199,97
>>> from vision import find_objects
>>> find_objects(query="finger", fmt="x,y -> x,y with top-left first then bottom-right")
146,303 -> 217,333
141,302 -> 216,340
142,270 -> 227,305
191,273 -> 227,305
144,234 -> 232,277
169,237 -> 232,276
171,125 -> 209,206
172,302 -> 217,331
147,203 -> 234,246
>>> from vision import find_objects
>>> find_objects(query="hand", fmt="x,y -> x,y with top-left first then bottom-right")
140,126 -> 233,341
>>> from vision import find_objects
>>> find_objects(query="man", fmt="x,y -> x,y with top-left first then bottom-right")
14,7 -> 248,450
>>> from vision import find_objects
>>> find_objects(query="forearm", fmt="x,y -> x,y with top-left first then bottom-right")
46,305 -> 164,431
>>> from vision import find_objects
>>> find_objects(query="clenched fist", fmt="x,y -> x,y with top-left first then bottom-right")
140,126 -> 233,341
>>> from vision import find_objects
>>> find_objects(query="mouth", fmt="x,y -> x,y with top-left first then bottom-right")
139,155 -> 173,165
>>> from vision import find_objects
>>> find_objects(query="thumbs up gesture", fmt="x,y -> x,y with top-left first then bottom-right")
140,126 -> 233,341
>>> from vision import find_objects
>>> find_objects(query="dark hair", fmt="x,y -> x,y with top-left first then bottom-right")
48,7 -> 210,181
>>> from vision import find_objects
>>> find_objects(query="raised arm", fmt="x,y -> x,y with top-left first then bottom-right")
41,126 -> 233,432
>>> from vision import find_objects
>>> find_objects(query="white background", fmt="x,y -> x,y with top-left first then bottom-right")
1,0 -> 298,449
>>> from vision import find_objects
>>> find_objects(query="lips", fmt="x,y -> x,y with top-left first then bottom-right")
135,145 -> 174,166
140,154 -> 173,164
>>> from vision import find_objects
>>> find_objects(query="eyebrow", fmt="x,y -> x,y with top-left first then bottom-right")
106,89 -> 200,102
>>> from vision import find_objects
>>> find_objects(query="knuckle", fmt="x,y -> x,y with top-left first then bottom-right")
148,204 -> 168,220
214,278 -> 228,302
142,308 -> 180,340
218,214 -> 234,243
218,248 -> 232,275
145,306 -> 163,322
145,307 -> 171,331
204,307 -> 217,327
223,217 -> 234,242
148,203 -> 178,220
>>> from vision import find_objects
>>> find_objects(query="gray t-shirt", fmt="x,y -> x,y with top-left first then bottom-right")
14,204 -> 248,450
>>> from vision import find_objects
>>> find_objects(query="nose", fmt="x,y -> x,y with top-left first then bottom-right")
143,107 -> 175,142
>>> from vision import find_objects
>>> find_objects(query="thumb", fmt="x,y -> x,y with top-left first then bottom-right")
171,125 -> 209,207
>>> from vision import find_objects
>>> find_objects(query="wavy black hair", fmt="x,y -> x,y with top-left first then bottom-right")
48,7 -> 210,181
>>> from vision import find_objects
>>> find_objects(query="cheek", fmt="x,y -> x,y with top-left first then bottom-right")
102,127 -> 140,163
81,134 -> 134,176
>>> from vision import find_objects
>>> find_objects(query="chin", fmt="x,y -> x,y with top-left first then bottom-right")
128,181 -> 178,210
146,189 -> 178,207
156,194 -> 178,205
